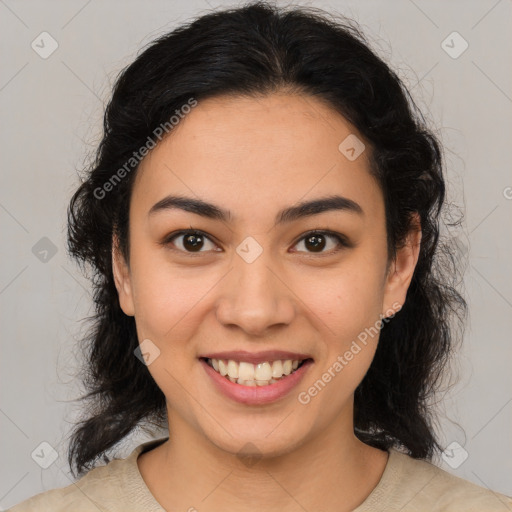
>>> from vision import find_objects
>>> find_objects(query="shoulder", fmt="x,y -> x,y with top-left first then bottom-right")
358,448 -> 512,512
8,438 -> 167,512
8,462 -> 119,512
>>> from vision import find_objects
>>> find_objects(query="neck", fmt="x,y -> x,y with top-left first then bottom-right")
138,405 -> 389,512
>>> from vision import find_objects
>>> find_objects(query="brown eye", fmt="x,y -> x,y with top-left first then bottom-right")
164,229 -> 349,255
293,231 -> 348,254
166,230 -> 219,253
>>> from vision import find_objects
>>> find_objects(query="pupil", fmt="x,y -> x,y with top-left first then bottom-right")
306,234 -> 325,252
182,233 -> 326,252
184,233 -> 203,251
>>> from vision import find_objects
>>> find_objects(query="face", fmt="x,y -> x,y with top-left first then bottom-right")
113,93 -> 420,458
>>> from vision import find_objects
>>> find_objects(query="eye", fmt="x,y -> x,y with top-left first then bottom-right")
163,229 -> 350,255
291,230 -> 349,254
164,229 -> 220,254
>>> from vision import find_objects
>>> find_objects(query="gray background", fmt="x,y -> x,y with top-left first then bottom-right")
1,0 -> 511,508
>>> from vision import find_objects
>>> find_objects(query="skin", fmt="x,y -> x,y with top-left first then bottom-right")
112,92 -> 421,512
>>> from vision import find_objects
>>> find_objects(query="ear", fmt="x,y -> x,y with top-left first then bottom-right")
112,234 -> 135,317
382,212 -> 422,318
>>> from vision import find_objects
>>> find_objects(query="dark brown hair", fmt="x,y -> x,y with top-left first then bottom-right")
66,1 -> 466,478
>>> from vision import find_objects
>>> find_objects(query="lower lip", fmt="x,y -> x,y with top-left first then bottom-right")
200,358 -> 314,405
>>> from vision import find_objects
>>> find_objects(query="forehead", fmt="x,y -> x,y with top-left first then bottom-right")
133,93 -> 383,224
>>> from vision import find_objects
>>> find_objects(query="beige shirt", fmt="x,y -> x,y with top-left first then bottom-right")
9,437 -> 512,511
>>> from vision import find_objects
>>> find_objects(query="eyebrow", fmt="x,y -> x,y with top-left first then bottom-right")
148,194 -> 364,225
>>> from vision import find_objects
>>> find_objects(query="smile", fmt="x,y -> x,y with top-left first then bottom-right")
203,357 -> 308,386
199,354 -> 314,405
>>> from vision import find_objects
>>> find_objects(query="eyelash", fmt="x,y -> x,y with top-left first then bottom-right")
162,228 -> 351,256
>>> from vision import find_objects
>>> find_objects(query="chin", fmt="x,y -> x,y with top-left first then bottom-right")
199,416 -> 316,462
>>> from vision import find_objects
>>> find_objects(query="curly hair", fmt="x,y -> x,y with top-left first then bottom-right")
66,0 -> 467,478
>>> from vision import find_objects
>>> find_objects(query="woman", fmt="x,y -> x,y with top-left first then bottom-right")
11,1 -> 512,511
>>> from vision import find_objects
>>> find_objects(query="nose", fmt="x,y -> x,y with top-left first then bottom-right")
215,251 -> 296,337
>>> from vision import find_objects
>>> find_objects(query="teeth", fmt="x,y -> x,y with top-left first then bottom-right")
271,360 -> 283,378
207,358 -> 304,386
218,360 -> 228,376
238,361 -> 255,381
227,360 -> 239,379
254,362 -> 272,381
237,378 -> 256,386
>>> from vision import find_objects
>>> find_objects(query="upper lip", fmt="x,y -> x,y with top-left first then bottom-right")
199,350 -> 313,365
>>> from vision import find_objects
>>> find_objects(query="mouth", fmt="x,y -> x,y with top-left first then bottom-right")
200,356 -> 312,387
199,354 -> 314,405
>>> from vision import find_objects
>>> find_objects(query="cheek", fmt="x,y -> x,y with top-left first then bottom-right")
297,263 -> 386,346
127,247 -> 212,346
294,268 -> 384,421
